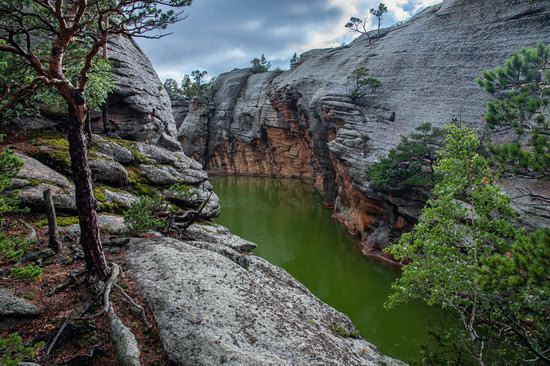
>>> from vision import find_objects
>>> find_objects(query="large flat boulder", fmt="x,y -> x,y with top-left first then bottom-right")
16,153 -> 71,188
126,227 -> 402,366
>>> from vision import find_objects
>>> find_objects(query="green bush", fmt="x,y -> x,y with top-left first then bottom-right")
367,122 -> 445,189
0,233 -> 30,261
124,196 -> 167,235
11,265 -> 43,281
0,135 -> 23,215
0,333 -> 44,366
347,66 -> 381,102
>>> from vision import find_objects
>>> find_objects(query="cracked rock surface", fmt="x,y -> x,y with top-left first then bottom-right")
126,225 -> 403,366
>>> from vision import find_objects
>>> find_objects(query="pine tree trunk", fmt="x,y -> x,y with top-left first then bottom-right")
66,103 -> 109,281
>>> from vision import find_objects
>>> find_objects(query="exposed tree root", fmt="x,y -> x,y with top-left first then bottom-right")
45,261 -> 147,364
46,316 -> 71,356
115,283 -> 152,328
47,269 -> 86,296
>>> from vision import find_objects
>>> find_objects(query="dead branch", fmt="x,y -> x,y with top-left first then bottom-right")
48,269 -> 86,296
44,188 -> 61,252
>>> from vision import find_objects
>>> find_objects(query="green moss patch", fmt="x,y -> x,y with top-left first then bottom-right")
28,133 -> 72,172
168,183 -> 193,198
331,324 -> 360,339
105,137 -> 150,164
34,216 -> 79,228
128,167 -> 154,196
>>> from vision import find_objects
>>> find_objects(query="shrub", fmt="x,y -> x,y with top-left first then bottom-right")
0,233 -> 30,261
10,265 -> 43,281
367,122 -> 445,189
347,66 -> 380,102
331,324 -> 361,339
124,195 -> 168,234
0,135 -> 23,214
0,333 -> 44,366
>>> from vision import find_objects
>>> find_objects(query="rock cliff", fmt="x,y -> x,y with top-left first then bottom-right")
126,225 -> 403,366
102,35 -> 181,151
176,0 -> 550,256
12,34 -> 181,151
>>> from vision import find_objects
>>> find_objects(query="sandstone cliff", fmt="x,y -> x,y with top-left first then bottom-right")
176,0 -> 550,255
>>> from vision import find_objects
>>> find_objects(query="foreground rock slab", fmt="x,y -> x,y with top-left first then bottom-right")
126,226 -> 403,366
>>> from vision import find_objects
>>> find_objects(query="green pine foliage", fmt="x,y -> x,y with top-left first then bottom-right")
163,78 -> 182,98
479,228 -> 550,363
290,53 -> 300,67
0,41 -> 113,119
0,333 -> 44,366
0,233 -> 29,261
10,265 -> 43,281
0,135 -> 23,214
386,124 -> 549,364
478,42 -> 549,178
124,195 -> 168,234
37,58 -> 113,113
347,66 -> 381,102
367,123 -> 444,188
164,70 -> 212,99
251,54 -> 271,73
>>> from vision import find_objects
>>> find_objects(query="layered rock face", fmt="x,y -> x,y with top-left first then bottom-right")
177,0 -> 550,254
101,35 -> 181,151
126,225 -> 403,366
11,134 -> 220,221
13,34 -> 181,151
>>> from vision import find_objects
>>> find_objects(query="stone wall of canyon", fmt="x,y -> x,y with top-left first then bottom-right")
176,0 -> 550,256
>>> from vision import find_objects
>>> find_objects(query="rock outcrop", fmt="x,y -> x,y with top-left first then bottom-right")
102,36 -> 181,151
176,0 -> 550,255
12,34 -> 180,151
0,288 -> 40,317
126,224 -> 403,366
11,134 -> 220,219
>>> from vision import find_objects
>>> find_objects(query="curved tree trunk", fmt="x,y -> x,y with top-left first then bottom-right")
67,102 -> 109,282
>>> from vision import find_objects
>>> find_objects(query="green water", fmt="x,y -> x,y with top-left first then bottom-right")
211,176 -> 448,362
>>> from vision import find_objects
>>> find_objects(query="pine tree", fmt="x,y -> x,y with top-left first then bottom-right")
478,42 -> 550,179
163,78 -> 182,98
370,3 -> 388,40
346,66 -> 381,102
367,122 -> 445,188
251,54 -> 271,73
386,124 -> 550,364
0,0 -> 192,281
290,53 -> 300,67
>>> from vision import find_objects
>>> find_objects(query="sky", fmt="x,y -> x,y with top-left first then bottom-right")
137,0 -> 441,82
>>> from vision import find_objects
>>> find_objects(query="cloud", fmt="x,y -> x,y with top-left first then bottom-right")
137,0 -> 441,82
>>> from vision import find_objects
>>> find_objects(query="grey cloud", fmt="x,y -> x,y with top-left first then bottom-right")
137,0 -> 343,79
